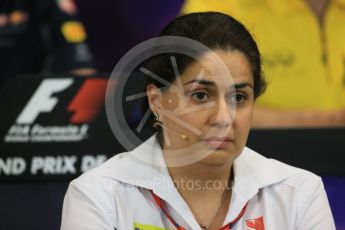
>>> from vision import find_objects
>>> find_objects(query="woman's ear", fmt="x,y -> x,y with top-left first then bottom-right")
147,84 -> 162,115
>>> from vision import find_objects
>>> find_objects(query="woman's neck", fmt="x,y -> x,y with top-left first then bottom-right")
166,158 -> 233,195
165,155 -> 234,229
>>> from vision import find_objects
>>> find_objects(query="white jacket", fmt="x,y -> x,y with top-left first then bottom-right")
61,135 -> 335,230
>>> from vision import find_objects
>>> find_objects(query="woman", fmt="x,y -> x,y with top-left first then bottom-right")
61,12 -> 335,230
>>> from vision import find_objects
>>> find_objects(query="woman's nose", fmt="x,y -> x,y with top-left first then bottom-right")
210,98 -> 234,127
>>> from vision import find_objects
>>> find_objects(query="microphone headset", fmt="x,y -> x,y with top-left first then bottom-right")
153,113 -> 189,141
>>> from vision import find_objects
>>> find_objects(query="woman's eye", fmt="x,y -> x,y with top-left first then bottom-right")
230,93 -> 247,104
191,92 -> 209,102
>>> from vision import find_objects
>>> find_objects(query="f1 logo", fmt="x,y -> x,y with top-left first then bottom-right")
16,78 -> 107,125
246,216 -> 265,230
16,79 -> 73,124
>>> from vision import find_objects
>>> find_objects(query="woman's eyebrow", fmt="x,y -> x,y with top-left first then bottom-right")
183,79 -> 253,89
183,79 -> 215,86
234,82 -> 254,89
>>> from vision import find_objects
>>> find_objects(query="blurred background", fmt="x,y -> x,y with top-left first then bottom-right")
0,0 -> 345,229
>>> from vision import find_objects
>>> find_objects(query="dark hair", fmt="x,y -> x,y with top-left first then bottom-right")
141,12 -> 266,142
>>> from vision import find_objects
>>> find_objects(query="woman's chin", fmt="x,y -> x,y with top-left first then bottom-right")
198,148 -> 236,166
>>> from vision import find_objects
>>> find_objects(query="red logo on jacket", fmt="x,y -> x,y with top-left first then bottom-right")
246,216 -> 265,230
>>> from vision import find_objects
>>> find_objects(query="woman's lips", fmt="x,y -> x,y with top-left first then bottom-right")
202,137 -> 233,149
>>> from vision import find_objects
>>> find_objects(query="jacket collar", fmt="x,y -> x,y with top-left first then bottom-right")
102,135 -> 302,226
103,134 -> 301,194
102,135 -> 201,228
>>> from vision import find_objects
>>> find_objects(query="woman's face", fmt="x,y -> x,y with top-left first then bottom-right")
148,49 -> 254,165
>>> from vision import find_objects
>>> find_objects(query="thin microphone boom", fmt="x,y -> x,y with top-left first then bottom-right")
154,122 -> 189,140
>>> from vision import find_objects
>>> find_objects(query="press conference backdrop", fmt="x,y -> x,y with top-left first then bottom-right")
0,74 -> 120,181
0,75 -> 344,230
